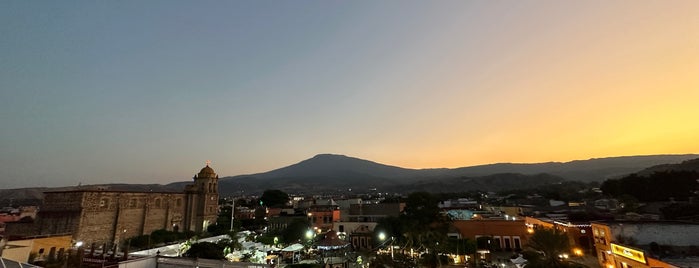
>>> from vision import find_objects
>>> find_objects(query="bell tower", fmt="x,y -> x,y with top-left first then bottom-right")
184,161 -> 219,232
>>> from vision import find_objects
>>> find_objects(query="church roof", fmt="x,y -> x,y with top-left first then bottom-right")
198,165 -> 216,177
316,231 -> 350,250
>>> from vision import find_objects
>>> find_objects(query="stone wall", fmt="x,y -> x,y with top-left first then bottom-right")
609,222 -> 699,246
35,191 -> 188,246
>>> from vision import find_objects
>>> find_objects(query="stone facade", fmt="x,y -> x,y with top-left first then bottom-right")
8,164 -> 219,247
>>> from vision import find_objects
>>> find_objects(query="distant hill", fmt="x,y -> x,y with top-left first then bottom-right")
637,157 -> 699,176
252,154 -> 418,179
210,153 -> 698,196
397,173 -> 565,193
2,153 -> 697,200
442,155 -> 699,181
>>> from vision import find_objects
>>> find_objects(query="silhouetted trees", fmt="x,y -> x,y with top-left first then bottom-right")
601,171 -> 698,202
281,218 -> 311,244
660,203 -> 699,220
185,242 -> 225,259
260,189 -> 290,208
526,227 -> 570,268
373,192 -> 451,267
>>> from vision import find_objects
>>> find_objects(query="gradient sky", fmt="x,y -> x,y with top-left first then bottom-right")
1,1 -> 698,188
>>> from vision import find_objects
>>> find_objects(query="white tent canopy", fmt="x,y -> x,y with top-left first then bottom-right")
281,243 -> 304,252
510,255 -> 528,268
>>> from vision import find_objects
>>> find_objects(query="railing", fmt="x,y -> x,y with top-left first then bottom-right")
157,257 -> 271,268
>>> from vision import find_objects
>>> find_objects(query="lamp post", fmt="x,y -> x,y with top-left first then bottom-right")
377,232 -> 394,260
74,241 -> 84,268
390,237 -> 394,259
230,200 -> 235,232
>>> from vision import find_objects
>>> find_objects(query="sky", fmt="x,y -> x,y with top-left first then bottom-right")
1,1 -> 698,188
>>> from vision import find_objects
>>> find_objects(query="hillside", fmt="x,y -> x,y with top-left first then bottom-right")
637,158 -> 699,176
212,153 -> 698,195
2,153 -> 697,200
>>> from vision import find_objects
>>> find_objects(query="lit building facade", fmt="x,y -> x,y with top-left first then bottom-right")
592,221 -> 699,268
6,164 -> 220,248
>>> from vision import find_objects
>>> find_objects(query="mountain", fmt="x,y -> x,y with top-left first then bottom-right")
442,155 -> 699,181
210,153 -> 699,196
637,157 -> 699,176
397,173 -> 566,193
253,154 -> 419,180
2,154 -> 697,201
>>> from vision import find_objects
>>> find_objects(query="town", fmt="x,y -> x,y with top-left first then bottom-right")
2,1 -> 698,267
1,161 -> 698,268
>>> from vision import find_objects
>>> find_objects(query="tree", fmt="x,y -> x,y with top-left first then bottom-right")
402,192 -> 450,251
218,233 -> 242,256
601,171 -> 699,202
185,242 -> 225,259
260,189 -> 290,208
443,238 -> 476,255
281,218 -> 311,244
526,227 -> 570,268
374,192 -> 451,267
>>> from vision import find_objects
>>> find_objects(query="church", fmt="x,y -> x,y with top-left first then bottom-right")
7,163 -> 220,247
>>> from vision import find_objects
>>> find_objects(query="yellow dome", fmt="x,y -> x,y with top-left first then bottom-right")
198,165 -> 216,177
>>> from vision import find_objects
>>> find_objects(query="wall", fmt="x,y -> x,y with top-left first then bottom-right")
608,222 -> 699,246
0,234 -> 72,263
452,220 -> 530,250
36,191 -> 188,246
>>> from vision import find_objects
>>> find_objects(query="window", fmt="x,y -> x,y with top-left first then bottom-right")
176,198 -> 182,207
155,199 -> 161,208
339,225 -> 344,232
100,199 -> 109,208
493,236 -> 502,249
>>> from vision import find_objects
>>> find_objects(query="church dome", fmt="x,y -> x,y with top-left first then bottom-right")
198,165 -> 216,177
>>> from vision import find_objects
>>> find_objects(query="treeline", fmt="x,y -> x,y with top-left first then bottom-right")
600,171 -> 699,202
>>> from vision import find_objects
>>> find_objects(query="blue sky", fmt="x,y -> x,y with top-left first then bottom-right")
2,1 -> 698,188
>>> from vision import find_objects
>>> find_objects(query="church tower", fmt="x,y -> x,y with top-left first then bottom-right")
184,161 -> 219,232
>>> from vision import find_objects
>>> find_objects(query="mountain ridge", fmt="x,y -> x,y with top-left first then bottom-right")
1,153 -> 697,202
210,153 -> 698,195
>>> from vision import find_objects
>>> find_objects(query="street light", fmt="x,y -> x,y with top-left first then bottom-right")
377,232 -> 393,259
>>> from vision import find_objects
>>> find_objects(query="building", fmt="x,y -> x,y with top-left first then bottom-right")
592,220 -> 699,268
333,203 -> 403,250
525,217 -> 594,254
308,205 -> 340,232
0,234 -> 72,263
452,219 -> 530,251
5,164 -> 220,249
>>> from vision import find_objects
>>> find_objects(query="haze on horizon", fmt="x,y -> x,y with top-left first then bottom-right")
1,1 -> 698,188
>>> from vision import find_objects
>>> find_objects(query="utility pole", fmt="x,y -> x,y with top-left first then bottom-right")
231,198 -> 235,231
